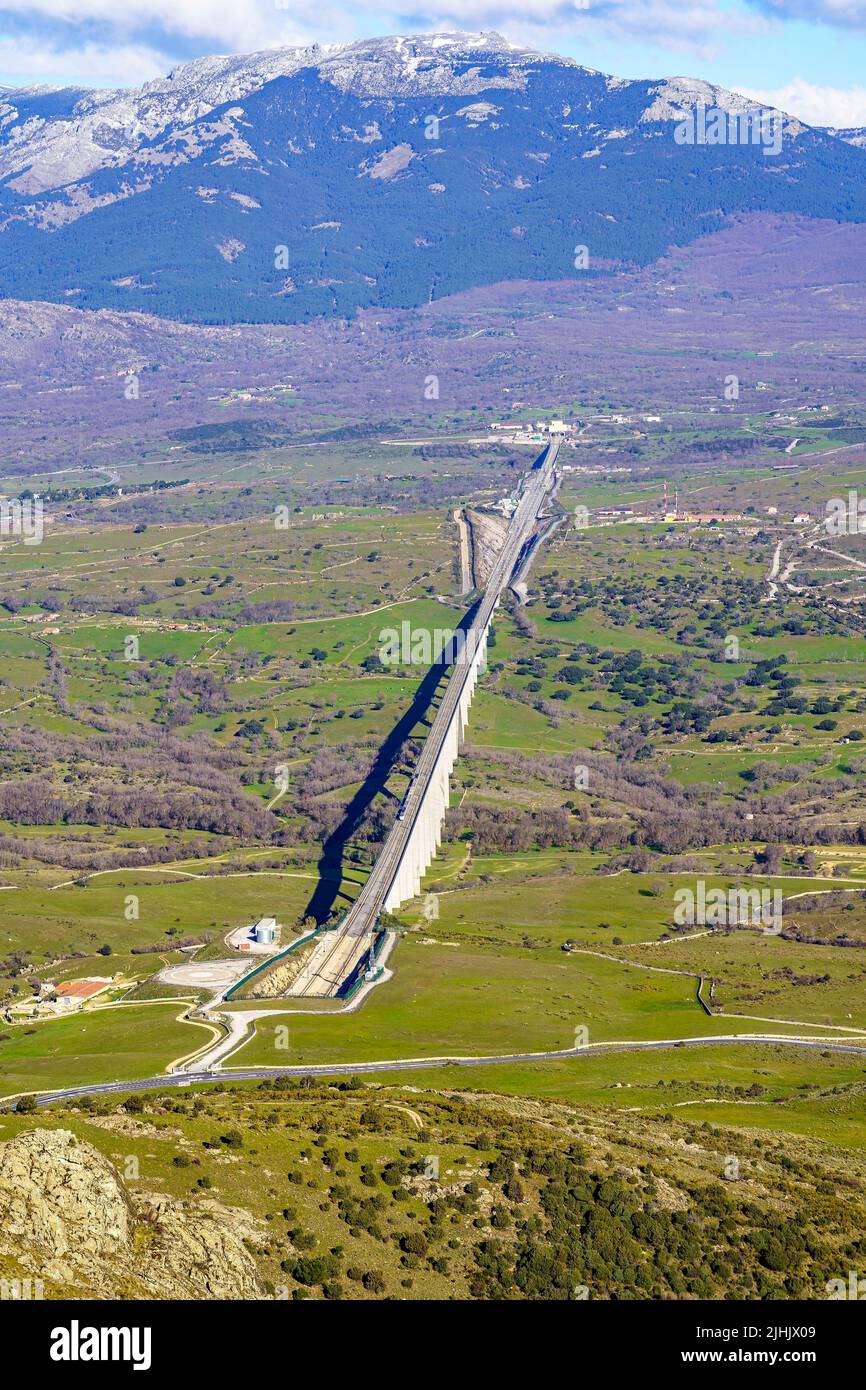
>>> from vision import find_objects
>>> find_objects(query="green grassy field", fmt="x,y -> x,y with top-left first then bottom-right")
0,1004 -> 202,1097
370,1044 -> 866,1147
230,930 -> 817,1071
2,431 -> 866,1163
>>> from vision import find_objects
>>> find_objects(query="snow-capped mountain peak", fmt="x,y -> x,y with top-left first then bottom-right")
0,30 -> 863,327
0,31 -> 582,193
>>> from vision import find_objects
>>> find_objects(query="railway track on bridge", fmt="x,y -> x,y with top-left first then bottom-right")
290,440 -> 561,998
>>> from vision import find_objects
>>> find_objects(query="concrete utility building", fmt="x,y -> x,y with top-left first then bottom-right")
253,917 -> 277,944
227,917 -> 280,953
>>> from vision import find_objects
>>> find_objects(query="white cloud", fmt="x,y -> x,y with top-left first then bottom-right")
735,78 -> 866,127
0,35 -> 169,88
0,1 -> 359,88
6,0 -> 297,50
1,1 -> 861,99
392,2 -> 770,61
747,0 -> 866,28
0,0 -> 773,83
0,1 -> 354,85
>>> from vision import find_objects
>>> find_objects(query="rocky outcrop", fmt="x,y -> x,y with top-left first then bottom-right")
236,942 -> 315,999
134,1193 -> 265,1300
464,508 -> 509,588
0,1128 -> 265,1299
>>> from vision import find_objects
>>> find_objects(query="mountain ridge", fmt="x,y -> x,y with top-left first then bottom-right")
1,31 -> 823,198
0,31 -> 864,324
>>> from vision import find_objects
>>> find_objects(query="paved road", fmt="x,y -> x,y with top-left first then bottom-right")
25,1033 -> 865,1107
292,439 -> 560,997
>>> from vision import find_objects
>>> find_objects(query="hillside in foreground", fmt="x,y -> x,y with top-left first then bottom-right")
3,1077 -> 865,1300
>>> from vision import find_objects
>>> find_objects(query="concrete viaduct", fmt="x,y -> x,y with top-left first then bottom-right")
288,438 -> 560,997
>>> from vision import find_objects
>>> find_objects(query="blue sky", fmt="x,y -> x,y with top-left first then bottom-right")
3,1 -> 866,125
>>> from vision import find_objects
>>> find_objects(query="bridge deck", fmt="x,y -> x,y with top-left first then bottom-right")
291,440 -> 560,996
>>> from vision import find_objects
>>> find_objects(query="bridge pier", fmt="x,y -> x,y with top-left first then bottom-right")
383,625 -> 488,913
315,442 -> 557,997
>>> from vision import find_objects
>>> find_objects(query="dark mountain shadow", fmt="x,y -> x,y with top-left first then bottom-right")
302,601 -> 479,925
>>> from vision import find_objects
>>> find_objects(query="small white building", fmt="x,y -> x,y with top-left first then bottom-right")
254,917 -> 277,944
